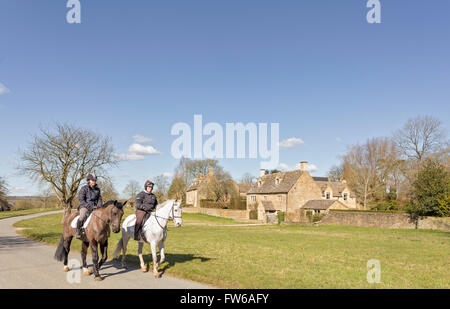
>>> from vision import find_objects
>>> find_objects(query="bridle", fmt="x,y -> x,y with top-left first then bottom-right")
150,202 -> 182,231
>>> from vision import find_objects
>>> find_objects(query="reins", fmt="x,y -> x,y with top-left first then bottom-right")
149,203 -> 182,231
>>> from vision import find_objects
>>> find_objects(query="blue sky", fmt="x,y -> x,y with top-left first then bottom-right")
0,0 -> 449,196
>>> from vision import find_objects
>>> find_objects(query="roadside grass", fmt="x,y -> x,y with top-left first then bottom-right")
0,208 -> 60,220
14,210 -> 450,289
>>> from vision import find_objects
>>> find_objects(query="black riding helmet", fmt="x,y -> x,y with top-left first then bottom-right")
144,180 -> 154,190
86,173 -> 97,182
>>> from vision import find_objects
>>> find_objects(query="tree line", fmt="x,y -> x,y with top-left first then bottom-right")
328,115 -> 449,217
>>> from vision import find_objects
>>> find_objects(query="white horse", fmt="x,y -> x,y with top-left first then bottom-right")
113,199 -> 183,278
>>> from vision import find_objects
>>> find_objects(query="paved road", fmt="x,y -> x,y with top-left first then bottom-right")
0,211 -> 212,289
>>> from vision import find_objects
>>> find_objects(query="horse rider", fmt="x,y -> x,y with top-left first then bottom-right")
134,180 -> 158,241
75,173 -> 103,240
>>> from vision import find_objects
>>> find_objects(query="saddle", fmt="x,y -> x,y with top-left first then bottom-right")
70,214 -> 93,229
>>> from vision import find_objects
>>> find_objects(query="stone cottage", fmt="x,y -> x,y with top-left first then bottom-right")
186,166 -> 242,208
246,161 -> 359,221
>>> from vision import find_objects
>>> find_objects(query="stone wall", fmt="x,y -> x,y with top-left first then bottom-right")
317,211 -> 450,232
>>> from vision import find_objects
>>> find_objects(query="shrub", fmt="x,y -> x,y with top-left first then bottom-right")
200,199 -> 229,209
249,210 -> 258,220
277,211 -> 285,223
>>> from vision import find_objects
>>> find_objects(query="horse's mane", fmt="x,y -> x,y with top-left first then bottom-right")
102,200 -> 116,208
101,200 -> 123,209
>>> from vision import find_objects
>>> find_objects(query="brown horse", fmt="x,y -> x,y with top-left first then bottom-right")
54,200 -> 126,281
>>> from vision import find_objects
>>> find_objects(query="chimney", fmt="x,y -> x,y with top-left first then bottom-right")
260,168 -> 266,177
300,161 -> 308,172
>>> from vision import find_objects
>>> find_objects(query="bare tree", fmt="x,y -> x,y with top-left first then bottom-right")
153,174 -> 171,198
37,186 -> 54,209
393,115 -> 447,161
97,178 -> 119,202
343,138 -> 399,208
18,123 -> 116,217
327,164 -> 344,182
240,172 -> 256,186
123,180 -> 140,208
0,177 -> 10,211
168,177 -> 186,201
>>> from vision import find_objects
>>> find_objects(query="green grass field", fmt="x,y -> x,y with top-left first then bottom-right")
14,209 -> 450,289
0,208 -> 60,220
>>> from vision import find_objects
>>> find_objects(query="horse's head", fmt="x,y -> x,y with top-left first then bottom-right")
171,200 -> 183,227
110,200 -> 126,233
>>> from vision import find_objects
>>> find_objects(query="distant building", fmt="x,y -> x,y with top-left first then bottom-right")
186,166 -> 243,208
246,161 -> 359,221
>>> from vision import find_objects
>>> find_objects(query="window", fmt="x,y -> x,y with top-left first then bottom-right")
264,196 -> 267,200
278,195 -> 282,201
275,178 -> 280,185
326,192 -> 330,199
344,193 -> 348,201
258,181 -> 262,187
251,196 -> 256,202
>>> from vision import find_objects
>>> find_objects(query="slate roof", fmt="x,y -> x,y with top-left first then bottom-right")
315,181 -> 356,198
247,170 -> 304,194
301,199 -> 347,210
261,200 -> 276,211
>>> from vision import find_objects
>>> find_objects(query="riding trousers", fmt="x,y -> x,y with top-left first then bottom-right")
135,209 -> 150,235
78,207 -> 90,225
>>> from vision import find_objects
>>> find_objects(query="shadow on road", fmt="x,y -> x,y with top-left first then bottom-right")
112,253 -> 212,277
0,236 -> 40,250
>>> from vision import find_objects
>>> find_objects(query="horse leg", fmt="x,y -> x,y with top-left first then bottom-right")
89,241 -> 102,281
121,235 -> 130,269
150,242 -> 160,278
158,241 -> 165,266
138,242 -> 147,272
63,237 -> 73,271
81,241 -> 91,276
98,240 -> 108,269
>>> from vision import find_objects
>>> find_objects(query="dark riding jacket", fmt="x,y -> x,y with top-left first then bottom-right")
135,191 -> 158,212
78,184 -> 103,211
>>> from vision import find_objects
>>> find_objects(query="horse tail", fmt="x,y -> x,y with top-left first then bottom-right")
112,237 -> 123,259
54,236 -> 65,262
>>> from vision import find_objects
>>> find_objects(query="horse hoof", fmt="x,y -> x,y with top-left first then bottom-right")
94,276 -> 103,281
141,267 -> 148,273
121,265 -> 127,270
63,266 -> 70,272
154,272 -> 162,278
83,268 -> 92,276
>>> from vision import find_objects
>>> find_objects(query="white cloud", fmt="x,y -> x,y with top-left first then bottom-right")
114,153 -> 145,161
114,141 -> 161,161
120,173 -> 130,177
279,162 -> 318,172
162,172 -> 173,178
133,135 -> 153,143
128,143 -> 161,155
295,162 -> 318,172
279,137 -> 304,148
0,83 -> 10,95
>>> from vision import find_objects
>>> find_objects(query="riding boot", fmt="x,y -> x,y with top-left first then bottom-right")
75,219 -> 84,240
134,225 -> 141,241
